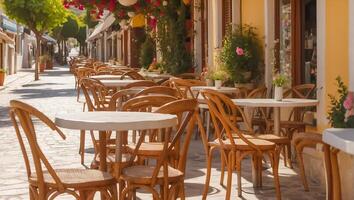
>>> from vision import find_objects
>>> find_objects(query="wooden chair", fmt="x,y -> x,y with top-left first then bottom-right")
121,71 -> 145,80
120,99 -> 198,200
292,132 -> 324,192
9,100 -> 117,200
74,67 -> 96,102
134,86 -> 181,98
169,78 -> 206,99
123,80 -> 158,90
201,89 -> 281,200
176,73 -> 201,80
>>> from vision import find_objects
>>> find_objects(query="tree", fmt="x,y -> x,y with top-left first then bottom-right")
76,26 -> 87,55
3,0 -> 68,80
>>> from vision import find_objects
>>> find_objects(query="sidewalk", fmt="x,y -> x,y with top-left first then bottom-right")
0,68 -> 35,92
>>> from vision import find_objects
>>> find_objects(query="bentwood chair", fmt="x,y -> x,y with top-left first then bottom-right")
121,71 -> 145,80
201,89 -> 281,200
120,99 -> 198,200
74,67 -> 95,102
169,78 -> 206,99
292,132 -> 324,192
134,86 -> 181,98
9,100 -> 117,200
123,80 -> 158,90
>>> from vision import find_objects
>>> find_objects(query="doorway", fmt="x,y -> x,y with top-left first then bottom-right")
275,0 -> 317,86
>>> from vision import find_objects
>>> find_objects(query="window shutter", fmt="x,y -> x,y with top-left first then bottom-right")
222,0 -> 233,38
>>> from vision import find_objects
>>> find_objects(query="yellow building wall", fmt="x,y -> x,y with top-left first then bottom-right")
320,0 -> 350,129
241,0 -> 265,43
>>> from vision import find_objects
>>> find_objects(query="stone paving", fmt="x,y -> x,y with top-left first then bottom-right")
0,65 -> 325,199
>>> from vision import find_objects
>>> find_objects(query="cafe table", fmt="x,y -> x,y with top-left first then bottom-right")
139,72 -> 172,80
91,74 -> 123,80
232,98 -> 319,135
100,79 -> 141,88
55,111 -> 178,172
322,128 -> 354,200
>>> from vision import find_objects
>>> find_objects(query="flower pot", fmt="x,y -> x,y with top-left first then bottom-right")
274,86 -> 283,101
215,80 -> 222,89
46,60 -> 53,69
206,79 -> 214,86
0,72 -> 5,86
39,63 -> 46,73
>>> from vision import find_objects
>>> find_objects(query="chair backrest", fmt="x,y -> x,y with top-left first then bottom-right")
121,71 -> 145,80
123,80 -> 158,89
134,86 -> 181,98
80,78 -> 109,111
129,99 -> 198,186
247,86 -> 268,98
176,73 -> 201,80
122,95 -> 178,112
9,100 -> 67,195
111,70 -> 125,75
201,89 -> 262,153
170,77 -> 206,99
284,84 -> 316,99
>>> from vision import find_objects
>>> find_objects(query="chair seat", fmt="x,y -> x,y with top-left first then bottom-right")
209,138 -> 275,151
121,165 -> 183,185
29,169 -> 115,188
95,152 -> 133,163
127,142 -> 178,157
254,134 -> 290,144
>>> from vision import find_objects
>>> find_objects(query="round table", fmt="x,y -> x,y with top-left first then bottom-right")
140,72 -> 172,80
232,98 -> 319,135
100,79 -> 141,88
55,111 -> 177,172
191,86 -> 238,94
91,75 -> 123,80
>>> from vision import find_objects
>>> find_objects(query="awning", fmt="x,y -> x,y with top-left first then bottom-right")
86,13 -> 116,42
42,34 -> 57,44
0,31 -> 14,44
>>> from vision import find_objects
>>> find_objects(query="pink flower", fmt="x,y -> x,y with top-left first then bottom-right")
344,92 -> 353,110
236,47 -> 244,56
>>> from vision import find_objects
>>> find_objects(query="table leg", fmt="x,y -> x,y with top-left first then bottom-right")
99,131 -> 107,171
115,131 -> 122,163
323,144 -> 341,200
273,107 -> 280,135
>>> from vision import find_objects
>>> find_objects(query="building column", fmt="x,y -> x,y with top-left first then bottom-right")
208,0 -> 222,69
264,0 -> 275,91
193,0 -> 202,74
316,0 -> 327,129
349,0 -> 354,90
232,0 -> 241,25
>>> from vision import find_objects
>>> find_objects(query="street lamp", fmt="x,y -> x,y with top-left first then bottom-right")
118,0 -> 138,6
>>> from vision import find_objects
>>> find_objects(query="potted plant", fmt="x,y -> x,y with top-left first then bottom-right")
211,69 -> 229,89
0,68 -> 7,86
328,77 -> 354,128
219,24 -> 263,89
273,73 -> 289,101
39,55 -> 47,72
45,54 -> 53,70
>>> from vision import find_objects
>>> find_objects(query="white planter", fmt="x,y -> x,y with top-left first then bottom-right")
206,79 -> 214,86
215,80 -> 222,89
274,86 -> 283,101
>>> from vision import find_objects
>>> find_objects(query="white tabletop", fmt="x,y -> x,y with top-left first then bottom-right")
232,98 -> 319,108
55,111 -> 178,131
100,79 -> 141,87
191,86 -> 238,94
91,75 -> 123,80
323,128 -> 354,155
140,73 -> 172,80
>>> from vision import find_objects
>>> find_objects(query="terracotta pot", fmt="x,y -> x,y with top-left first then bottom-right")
40,63 -> 46,72
46,60 -> 53,69
0,72 -> 5,86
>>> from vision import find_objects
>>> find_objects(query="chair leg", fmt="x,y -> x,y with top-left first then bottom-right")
79,130 -> 85,165
270,150 -> 281,200
296,146 -> 309,191
77,86 -> 81,102
202,147 -> 215,200
220,151 -> 226,186
179,182 -> 186,200
226,151 -> 235,200
235,151 -> 242,197
111,184 -> 118,200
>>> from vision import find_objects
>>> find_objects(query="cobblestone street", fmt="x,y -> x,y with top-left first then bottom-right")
0,65 -> 325,199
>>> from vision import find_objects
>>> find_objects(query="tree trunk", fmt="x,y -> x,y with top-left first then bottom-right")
64,40 -> 67,64
57,40 -> 62,65
35,34 -> 41,81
